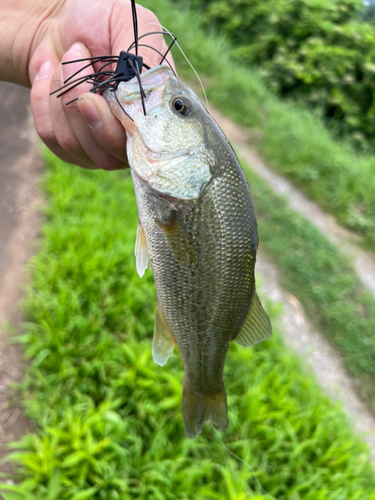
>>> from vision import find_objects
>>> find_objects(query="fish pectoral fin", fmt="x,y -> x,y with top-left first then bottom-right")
135,221 -> 149,278
152,304 -> 175,366
234,292 -> 272,347
157,215 -> 197,266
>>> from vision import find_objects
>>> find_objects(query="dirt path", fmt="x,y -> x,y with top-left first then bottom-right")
0,82 -> 43,474
256,251 -> 375,456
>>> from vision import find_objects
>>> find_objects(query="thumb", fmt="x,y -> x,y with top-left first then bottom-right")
29,47 -> 60,151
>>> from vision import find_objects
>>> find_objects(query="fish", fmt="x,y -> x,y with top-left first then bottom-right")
105,66 -> 272,438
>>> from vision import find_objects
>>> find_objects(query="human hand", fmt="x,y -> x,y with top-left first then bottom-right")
7,0 -> 175,170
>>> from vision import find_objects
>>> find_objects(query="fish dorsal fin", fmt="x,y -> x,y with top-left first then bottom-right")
157,215 -> 197,266
234,292 -> 272,347
152,303 -> 175,366
135,221 -> 149,278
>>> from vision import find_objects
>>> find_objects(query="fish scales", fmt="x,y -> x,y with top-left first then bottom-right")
105,66 -> 271,437
132,141 -> 257,387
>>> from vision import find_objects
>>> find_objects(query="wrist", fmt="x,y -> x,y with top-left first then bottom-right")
0,0 -> 63,87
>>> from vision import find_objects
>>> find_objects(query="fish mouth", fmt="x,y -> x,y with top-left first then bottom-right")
114,65 -> 175,120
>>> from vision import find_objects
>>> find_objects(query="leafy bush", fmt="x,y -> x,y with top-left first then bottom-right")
192,0 -> 375,150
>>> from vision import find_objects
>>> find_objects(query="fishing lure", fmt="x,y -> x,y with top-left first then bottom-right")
51,0 -> 177,115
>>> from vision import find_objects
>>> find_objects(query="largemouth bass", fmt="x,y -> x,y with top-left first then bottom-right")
105,66 -> 272,438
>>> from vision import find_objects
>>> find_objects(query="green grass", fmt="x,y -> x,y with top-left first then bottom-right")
242,163 -> 375,410
143,0 -> 375,252
1,152 -> 375,499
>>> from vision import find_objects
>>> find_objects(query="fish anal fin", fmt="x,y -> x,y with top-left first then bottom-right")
182,379 -> 227,438
152,304 -> 175,366
157,215 -> 197,266
135,221 -> 149,278
234,291 -> 272,348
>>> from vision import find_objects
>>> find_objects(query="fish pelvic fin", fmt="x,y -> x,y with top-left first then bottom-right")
152,303 -> 175,366
182,378 -> 227,438
234,291 -> 272,348
135,221 -> 149,277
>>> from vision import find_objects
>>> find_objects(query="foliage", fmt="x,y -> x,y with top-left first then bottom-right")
1,153 -> 375,499
189,0 -> 375,151
144,0 -> 375,251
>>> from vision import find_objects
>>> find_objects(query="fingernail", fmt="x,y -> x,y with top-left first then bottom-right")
78,98 -> 103,131
62,42 -> 88,82
36,61 -> 54,80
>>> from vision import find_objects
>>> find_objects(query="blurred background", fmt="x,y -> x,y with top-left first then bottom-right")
1,0 -> 375,498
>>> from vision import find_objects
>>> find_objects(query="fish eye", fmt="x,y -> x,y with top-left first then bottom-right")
171,96 -> 191,116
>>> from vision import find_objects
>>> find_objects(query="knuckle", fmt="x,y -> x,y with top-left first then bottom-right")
76,159 -> 96,170
143,9 -> 160,27
50,68 -> 63,93
57,132 -> 82,156
30,108 -> 55,146
98,157 -> 126,171
30,87 -> 50,118
30,86 -> 44,107
36,124 -> 56,146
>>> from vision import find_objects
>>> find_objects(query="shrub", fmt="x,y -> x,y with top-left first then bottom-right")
192,0 -> 375,150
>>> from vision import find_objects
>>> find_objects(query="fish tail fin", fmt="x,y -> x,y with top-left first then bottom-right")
204,388 -> 228,432
182,378 -> 227,438
182,378 -> 205,438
